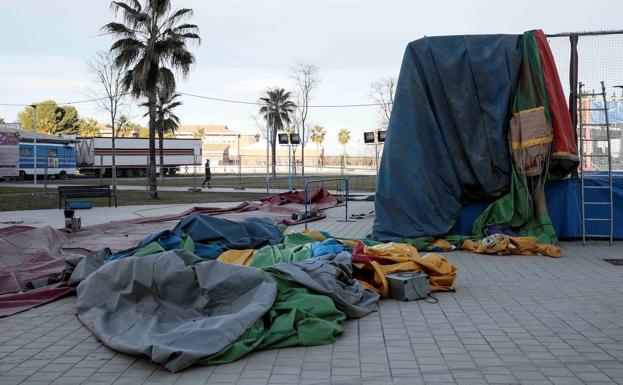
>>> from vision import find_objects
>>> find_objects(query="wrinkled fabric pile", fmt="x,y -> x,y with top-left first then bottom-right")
68,215 -> 459,372
0,193 -> 339,317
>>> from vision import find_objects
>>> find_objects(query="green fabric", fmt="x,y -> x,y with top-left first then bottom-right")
472,169 -> 532,238
315,230 -> 381,246
132,242 -> 165,257
472,31 -> 559,245
401,237 -> 435,250
283,232 -> 318,247
249,244 -> 312,268
201,274 -> 345,365
402,235 -> 473,250
132,234 -> 195,257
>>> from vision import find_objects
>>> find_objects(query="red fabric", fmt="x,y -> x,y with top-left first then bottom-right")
0,225 -> 35,237
0,286 -> 72,317
260,188 -> 338,207
352,242 -> 392,267
534,29 -> 577,157
0,197 -> 336,317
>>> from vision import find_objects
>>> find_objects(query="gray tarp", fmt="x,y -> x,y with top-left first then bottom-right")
267,252 -> 379,318
76,250 -> 277,372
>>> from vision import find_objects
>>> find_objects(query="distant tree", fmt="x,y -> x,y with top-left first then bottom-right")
369,77 -> 396,128
0,117 -> 5,124
310,125 -> 326,167
291,62 -> 320,176
17,101 -> 80,135
310,125 -> 326,149
137,125 -> 150,138
142,88 -> 181,180
338,128 -> 351,154
77,118 -> 100,137
193,127 -> 205,139
87,50 -> 127,183
259,88 -> 296,177
103,0 -> 200,198
115,114 -> 132,137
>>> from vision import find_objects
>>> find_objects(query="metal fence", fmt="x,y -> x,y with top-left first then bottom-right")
547,30 -> 623,171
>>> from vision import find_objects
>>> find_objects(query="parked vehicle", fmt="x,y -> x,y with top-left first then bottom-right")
17,130 -> 77,180
76,137 -> 202,177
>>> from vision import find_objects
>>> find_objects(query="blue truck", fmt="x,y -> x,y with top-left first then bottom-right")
17,131 -> 76,180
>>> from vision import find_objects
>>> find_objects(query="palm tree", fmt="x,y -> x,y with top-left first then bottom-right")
338,128 -> 351,154
310,125 -> 326,168
192,127 -> 205,139
259,88 -> 296,177
103,0 -> 200,198
338,128 -> 350,174
143,88 -> 181,180
115,114 -> 132,137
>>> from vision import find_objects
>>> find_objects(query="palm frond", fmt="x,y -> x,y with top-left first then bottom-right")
101,22 -> 137,37
165,8 -> 193,27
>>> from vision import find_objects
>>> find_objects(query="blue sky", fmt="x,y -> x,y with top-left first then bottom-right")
1,0 -> 622,154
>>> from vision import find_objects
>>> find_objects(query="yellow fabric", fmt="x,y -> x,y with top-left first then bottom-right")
301,229 -> 326,241
462,235 -> 561,258
429,239 -> 454,251
513,106 -> 545,116
301,229 -> 362,249
357,243 -> 458,297
217,249 -> 256,266
511,134 -> 553,149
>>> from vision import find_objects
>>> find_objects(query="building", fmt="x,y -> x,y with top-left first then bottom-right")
175,125 -> 260,166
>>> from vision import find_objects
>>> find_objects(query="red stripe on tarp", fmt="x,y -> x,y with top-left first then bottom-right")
534,30 -> 578,158
0,286 -> 73,317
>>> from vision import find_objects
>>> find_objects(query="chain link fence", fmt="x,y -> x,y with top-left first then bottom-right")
547,31 -> 623,171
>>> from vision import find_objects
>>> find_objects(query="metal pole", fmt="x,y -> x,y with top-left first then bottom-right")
266,109 -> 270,178
31,105 -> 37,186
44,153 -> 48,195
374,142 -> 379,174
193,154 -> 197,190
99,155 -> 103,185
112,132 -> 117,195
235,133 -> 244,190
288,143 -> 292,191
601,81 -> 614,246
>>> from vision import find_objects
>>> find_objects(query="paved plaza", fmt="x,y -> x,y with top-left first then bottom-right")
1,202 -> 622,385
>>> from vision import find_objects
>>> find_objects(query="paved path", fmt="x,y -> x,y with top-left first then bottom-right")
0,202 -> 244,229
1,203 -> 623,385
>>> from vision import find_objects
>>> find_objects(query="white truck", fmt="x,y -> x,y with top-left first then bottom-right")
76,137 -> 202,177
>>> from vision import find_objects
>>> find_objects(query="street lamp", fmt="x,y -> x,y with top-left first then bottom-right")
30,104 -> 37,185
363,130 -> 387,174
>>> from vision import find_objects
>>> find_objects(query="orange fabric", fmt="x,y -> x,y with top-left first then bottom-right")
354,243 -> 458,297
463,235 -> 561,258
217,249 -> 256,265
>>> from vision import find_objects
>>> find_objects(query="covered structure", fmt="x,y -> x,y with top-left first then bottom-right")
373,30 -> 581,243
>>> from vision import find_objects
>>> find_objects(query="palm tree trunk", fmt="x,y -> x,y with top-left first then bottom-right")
159,128 -> 165,182
148,92 -> 158,199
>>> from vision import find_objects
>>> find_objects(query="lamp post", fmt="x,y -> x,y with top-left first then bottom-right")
235,133 -> 245,190
30,104 -> 37,186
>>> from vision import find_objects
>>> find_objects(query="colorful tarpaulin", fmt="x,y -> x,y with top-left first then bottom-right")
373,30 -> 577,244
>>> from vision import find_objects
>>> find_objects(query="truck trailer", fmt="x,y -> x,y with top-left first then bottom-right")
76,137 -> 202,177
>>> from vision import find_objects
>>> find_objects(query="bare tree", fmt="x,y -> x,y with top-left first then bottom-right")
291,62 -> 319,177
369,77 -> 396,128
87,51 -> 126,188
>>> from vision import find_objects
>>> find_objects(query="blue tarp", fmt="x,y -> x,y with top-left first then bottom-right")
111,215 -> 284,260
373,34 -> 523,241
451,177 -> 623,239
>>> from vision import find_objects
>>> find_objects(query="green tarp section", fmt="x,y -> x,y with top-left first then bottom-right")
202,273 -> 346,365
473,31 -> 559,245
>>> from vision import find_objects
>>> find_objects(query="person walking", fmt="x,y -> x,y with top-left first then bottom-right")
202,159 -> 211,188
